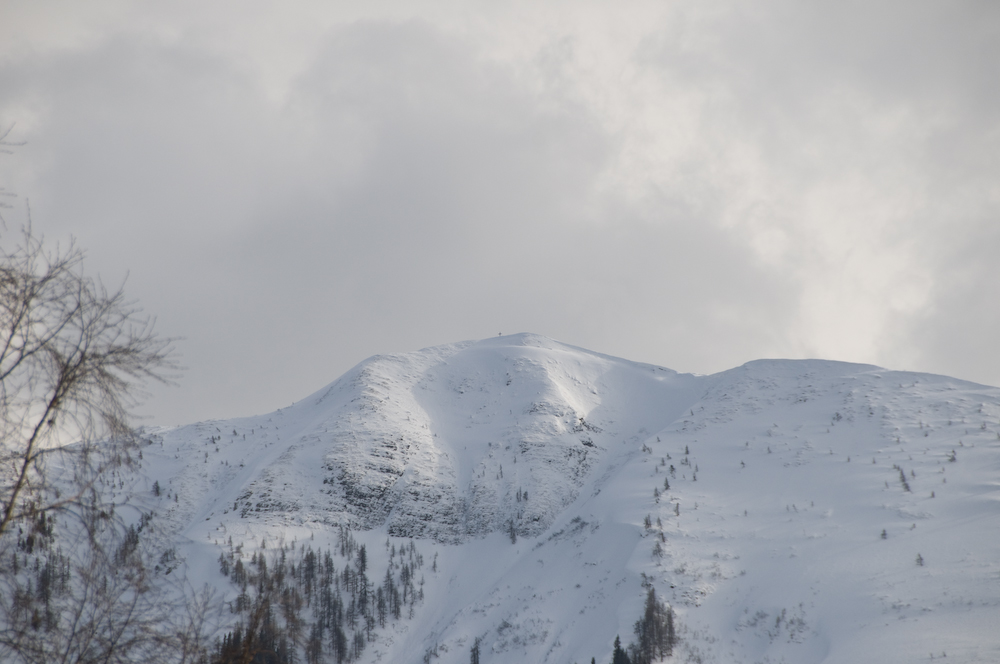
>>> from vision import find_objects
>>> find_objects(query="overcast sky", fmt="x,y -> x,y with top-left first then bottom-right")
1,0 -> 998,425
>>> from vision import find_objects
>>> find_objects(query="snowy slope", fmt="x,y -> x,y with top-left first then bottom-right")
119,334 -> 1000,664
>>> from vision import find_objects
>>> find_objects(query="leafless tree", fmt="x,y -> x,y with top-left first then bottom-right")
0,223 -> 175,537
0,497 -> 218,664
0,219 -> 218,662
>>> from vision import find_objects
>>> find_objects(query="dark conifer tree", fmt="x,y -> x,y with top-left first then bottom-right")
357,544 -> 367,575
612,635 -> 631,664
629,588 -> 676,663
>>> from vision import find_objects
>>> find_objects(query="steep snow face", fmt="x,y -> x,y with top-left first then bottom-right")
125,336 -> 1000,664
150,334 -> 709,543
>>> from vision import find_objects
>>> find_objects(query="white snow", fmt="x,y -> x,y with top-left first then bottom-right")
118,333 -> 1000,663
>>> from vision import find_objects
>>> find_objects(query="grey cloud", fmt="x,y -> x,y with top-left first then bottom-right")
901,216 -> 1000,388
204,20 -> 791,416
633,1 -> 1000,366
1,3 -> 996,424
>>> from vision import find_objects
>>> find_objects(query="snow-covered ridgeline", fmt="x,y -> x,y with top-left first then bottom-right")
117,334 -> 999,664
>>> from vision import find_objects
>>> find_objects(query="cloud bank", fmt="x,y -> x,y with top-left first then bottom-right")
1,0 -> 997,423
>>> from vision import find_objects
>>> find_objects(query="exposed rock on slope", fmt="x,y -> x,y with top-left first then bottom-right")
205,334 -> 710,542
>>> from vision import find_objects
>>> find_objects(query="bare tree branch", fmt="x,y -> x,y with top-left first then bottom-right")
0,222 -> 212,663
0,224 -> 177,537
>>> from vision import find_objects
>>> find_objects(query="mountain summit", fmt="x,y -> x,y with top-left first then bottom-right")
130,335 -> 1000,663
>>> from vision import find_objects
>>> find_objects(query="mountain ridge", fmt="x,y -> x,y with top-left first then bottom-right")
123,334 -> 999,663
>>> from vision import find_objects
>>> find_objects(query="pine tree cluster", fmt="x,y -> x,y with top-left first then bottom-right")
629,588 -> 676,664
213,527 -> 426,664
606,589 -> 677,664
4,512 -> 69,633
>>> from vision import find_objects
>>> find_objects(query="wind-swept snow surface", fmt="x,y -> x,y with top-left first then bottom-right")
124,334 -> 999,663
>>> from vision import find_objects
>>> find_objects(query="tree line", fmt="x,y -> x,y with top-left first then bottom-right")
213,528 -> 426,664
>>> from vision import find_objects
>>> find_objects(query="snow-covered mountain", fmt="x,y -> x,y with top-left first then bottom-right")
124,334 -> 1000,663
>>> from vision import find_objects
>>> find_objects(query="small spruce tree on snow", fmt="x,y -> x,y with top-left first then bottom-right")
357,544 -> 367,575
629,588 -> 676,663
612,635 -> 631,664
470,636 -> 481,664
899,468 -> 911,492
